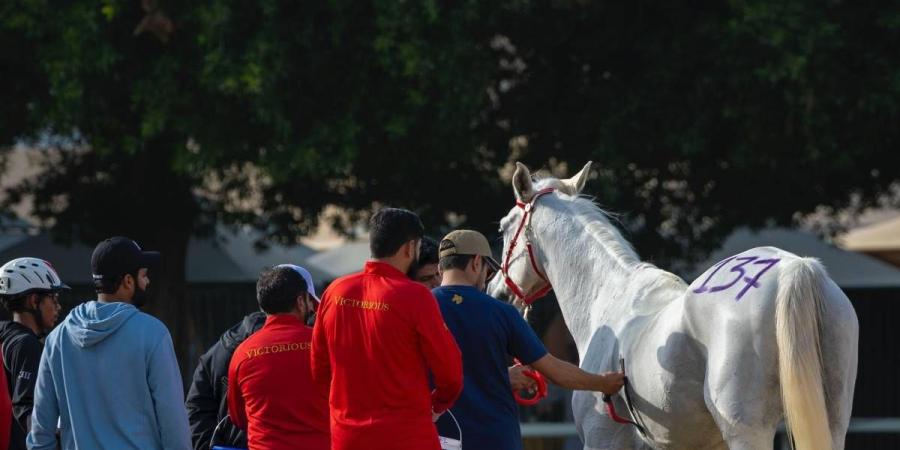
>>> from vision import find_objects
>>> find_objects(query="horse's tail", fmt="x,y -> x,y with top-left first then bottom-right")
775,257 -> 832,450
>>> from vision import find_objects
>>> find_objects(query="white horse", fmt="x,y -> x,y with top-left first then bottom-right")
488,162 -> 858,450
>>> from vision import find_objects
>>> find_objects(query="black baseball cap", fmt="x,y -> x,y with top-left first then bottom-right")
91,237 -> 161,281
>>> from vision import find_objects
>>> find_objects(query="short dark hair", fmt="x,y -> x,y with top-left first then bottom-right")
369,208 -> 424,258
408,237 -> 439,276
1,292 -> 54,313
439,254 -> 474,272
257,266 -> 308,314
93,272 -> 137,295
0,295 -> 29,313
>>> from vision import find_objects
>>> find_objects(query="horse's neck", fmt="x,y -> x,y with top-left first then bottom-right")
538,211 -> 643,355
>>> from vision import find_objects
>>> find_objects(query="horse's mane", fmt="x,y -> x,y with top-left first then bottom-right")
531,175 -> 684,316
532,176 -> 642,268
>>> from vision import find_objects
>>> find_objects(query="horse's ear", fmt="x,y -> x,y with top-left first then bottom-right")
561,161 -> 592,195
512,162 -> 534,202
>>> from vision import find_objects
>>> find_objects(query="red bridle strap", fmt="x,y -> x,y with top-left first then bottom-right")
502,188 -> 555,305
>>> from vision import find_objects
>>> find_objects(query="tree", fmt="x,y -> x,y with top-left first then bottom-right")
0,0 -> 506,369
486,1 -> 900,265
1,0 -> 899,369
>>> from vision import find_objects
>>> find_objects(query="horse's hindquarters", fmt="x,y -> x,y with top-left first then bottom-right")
685,248 -> 858,450
684,247 -> 790,448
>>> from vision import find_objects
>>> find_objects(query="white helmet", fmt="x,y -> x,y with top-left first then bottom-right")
0,257 -> 69,297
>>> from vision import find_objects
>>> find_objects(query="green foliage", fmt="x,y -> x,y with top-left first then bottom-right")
487,0 -> 900,264
0,0 -> 898,272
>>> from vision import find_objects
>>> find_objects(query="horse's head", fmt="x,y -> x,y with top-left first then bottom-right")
488,161 -> 593,307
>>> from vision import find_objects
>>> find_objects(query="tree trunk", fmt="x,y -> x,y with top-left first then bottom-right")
130,136 -> 199,387
144,225 -> 193,386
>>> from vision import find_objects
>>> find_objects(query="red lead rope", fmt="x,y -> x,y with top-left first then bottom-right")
511,359 -> 548,406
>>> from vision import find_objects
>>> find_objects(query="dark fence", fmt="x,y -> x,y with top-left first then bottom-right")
843,288 -> 900,449
183,283 -> 260,379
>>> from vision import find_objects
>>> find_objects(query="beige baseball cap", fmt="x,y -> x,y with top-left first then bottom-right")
439,230 -> 501,271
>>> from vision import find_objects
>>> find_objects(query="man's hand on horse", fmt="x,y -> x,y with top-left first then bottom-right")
599,371 -> 626,395
508,365 -> 539,392
529,354 -> 626,395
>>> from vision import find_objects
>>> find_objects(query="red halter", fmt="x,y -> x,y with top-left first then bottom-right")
501,188 -> 556,305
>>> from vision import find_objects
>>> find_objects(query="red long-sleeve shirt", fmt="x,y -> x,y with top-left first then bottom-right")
311,261 -> 463,450
228,314 -> 330,450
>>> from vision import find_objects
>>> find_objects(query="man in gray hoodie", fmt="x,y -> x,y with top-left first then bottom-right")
27,237 -> 191,450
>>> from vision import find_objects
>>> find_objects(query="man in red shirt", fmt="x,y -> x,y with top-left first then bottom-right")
228,264 -> 330,450
311,208 -> 463,450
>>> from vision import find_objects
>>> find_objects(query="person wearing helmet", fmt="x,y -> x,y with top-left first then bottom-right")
27,237 -> 191,450
0,258 -> 66,450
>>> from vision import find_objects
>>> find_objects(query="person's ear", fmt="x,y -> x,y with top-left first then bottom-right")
469,256 -> 480,275
296,294 -> 307,311
26,294 -> 38,310
122,274 -> 134,292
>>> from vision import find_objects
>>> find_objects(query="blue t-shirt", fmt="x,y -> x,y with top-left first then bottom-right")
432,285 -> 548,450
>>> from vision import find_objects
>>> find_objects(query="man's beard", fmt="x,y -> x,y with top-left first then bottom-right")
132,284 -> 149,309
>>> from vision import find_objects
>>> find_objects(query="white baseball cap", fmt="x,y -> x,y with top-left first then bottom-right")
276,264 -> 320,303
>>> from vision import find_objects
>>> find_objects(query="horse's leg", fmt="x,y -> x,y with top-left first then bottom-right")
820,282 -> 858,450
702,325 -> 783,450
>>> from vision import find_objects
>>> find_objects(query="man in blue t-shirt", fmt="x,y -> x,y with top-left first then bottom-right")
432,230 -> 625,450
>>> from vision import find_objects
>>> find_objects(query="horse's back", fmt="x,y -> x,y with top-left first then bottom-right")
684,245 -> 854,336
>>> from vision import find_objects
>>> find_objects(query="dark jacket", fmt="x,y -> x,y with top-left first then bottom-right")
186,312 -> 265,450
0,321 -> 43,450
